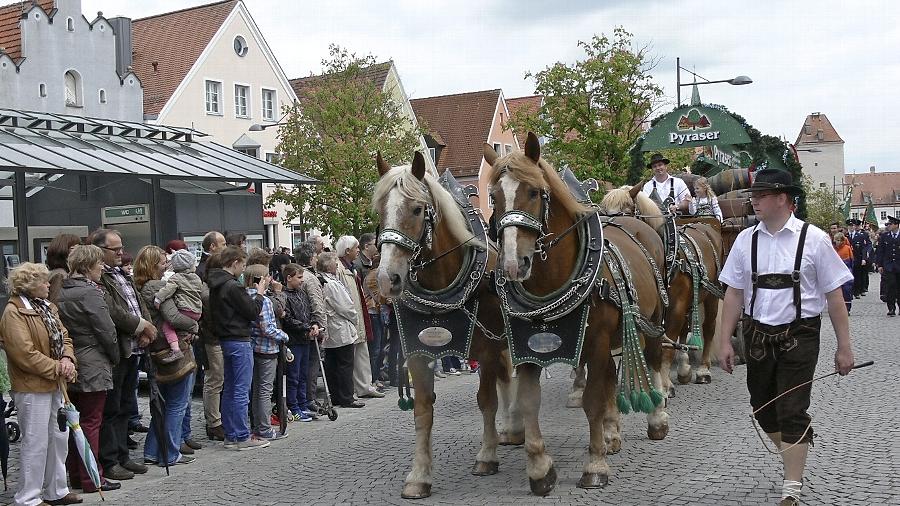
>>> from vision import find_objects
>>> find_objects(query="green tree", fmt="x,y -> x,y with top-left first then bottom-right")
508,28 -> 664,185
268,45 -> 422,238
801,175 -> 840,230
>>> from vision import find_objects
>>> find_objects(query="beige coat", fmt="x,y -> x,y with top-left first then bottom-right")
320,273 -> 358,349
0,297 -> 76,393
337,261 -> 367,345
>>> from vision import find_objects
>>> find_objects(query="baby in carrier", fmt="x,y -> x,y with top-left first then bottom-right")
155,249 -> 203,363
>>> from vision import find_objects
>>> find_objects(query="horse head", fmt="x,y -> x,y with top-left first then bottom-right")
372,151 -> 431,297
485,132 -> 549,281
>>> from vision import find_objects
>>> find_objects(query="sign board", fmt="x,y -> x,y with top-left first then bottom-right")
696,145 -> 752,172
102,204 -> 149,224
642,105 -> 752,151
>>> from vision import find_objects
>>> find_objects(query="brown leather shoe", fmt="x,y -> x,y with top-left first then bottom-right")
206,424 -> 225,441
779,496 -> 800,506
184,438 -> 203,450
180,442 -> 195,455
43,493 -> 83,505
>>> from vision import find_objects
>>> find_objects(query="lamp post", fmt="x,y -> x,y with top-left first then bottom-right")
676,57 -> 753,106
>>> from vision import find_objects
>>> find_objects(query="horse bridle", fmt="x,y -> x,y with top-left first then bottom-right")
377,201 -> 435,276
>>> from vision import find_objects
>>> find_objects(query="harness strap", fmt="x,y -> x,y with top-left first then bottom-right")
793,223 -> 810,321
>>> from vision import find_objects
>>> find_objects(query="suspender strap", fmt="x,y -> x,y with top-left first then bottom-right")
750,229 -> 760,319
749,223 -> 810,321
792,223 -> 810,321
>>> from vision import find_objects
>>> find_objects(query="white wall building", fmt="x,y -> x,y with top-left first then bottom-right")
131,0 -> 298,251
795,112 -> 845,196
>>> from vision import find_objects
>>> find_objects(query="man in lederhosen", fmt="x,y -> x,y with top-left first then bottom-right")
846,219 -> 872,298
874,215 -> 900,316
716,169 -> 856,506
641,153 -> 690,214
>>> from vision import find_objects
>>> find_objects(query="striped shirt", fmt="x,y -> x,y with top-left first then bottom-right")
247,289 -> 288,355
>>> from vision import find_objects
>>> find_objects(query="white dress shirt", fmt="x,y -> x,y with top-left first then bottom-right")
641,175 -> 690,207
719,215 -> 853,326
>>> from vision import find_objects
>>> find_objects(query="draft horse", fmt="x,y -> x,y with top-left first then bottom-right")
599,185 -> 723,392
373,152 -> 521,499
485,133 -> 669,494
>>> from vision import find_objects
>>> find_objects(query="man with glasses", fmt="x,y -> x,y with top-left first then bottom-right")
90,229 -> 157,481
716,169 -> 855,506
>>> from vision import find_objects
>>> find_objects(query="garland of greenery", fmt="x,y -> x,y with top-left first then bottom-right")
628,105 -> 807,219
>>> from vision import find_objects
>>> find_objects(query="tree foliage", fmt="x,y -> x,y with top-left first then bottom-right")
801,175 -> 840,230
507,28 -> 664,185
268,45 -> 422,238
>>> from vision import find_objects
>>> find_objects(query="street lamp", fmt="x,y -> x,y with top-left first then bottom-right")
248,122 -> 284,131
676,57 -> 753,106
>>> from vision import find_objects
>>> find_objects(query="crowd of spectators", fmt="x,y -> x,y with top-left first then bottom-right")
0,227 -> 440,506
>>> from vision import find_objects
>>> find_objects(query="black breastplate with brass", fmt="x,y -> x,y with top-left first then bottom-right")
394,171 -> 489,360
497,169 -> 603,368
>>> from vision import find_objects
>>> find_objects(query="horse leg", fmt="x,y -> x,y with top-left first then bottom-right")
601,354 -> 622,454
401,355 -> 436,499
566,363 -> 587,408
497,350 -> 524,445
661,345 -> 676,397
473,353 -> 501,476
642,336 -> 669,441
694,295 -> 719,385
517,363 -> 557,496
579,345 -> 612,488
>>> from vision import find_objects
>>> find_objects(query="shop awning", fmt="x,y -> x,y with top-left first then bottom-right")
0,109 -> 314,185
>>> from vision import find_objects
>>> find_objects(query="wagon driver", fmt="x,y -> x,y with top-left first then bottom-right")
641,153 -> 690,215
716,168 -> 855,506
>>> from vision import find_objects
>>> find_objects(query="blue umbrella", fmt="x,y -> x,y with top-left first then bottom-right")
59,380 -> 104,500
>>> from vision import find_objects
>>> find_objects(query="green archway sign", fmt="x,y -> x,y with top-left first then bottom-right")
641,105 -> 751,151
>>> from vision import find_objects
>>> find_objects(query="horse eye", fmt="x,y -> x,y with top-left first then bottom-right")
412,206 -> 423,216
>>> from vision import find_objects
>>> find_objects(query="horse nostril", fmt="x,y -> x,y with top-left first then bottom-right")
521,256 -> 531,270
390,273 -> 401,286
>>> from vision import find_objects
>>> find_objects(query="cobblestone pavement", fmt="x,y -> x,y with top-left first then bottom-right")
2,280 -> 898,505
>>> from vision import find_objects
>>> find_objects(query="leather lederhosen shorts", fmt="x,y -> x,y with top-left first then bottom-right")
743,315 -> 821,444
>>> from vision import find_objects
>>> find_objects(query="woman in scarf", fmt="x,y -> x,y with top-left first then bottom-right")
55,245 -> 121,494
0,262 -> 80,506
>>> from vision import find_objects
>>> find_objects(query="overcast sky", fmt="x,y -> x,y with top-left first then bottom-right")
83,0 -> 900,172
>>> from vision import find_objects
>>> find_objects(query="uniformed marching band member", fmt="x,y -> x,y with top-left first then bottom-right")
874,215 -> 900,316
846,218 -> 872,298
641,153 -> 690,214
716,168 -> 855,506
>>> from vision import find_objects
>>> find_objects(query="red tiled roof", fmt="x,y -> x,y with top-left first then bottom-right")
132,0 -> 237,115
796,112 -> 843,145
845,172 -> 900,206
0,0 -> 55,63
410,89 -> 501,178
289,61 -> 392,98
506,95 -> 542,148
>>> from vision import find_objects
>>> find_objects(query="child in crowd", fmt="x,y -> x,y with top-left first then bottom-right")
246,264 -> 289,439
155,249 -> 203,363
688,177 -> 723,222
281,264 -> 318,422
833,232 -> 854,313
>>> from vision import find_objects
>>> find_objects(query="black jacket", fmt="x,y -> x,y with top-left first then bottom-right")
281,288 -> 313,346
207,268 -> 263,342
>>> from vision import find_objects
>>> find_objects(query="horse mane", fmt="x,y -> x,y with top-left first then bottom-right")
599,186 -> 663,218
373,165 -> 477,247
487,151 -> 592,219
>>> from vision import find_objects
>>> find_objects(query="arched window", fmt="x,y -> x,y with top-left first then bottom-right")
66,17 -> 74,31
64,70 -> 81,106
98,89 -> 107,103
39,83 -> 47,97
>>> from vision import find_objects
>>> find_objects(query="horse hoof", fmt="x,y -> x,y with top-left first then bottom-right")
577,472 -> 609,489
471,461 -> 499,476
648,424 -> 669,441
667,386 -> 676,398
401,482 -> 432,499
677,373 -> 692,385
499,432 -> 524,446
605,437 -> 622,454
694,373 -> 711,385
529,466 -> 558,496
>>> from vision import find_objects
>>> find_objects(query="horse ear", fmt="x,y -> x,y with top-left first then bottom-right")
376,152 -> 391,177
411,151 -> 427,181
629,179 -> 647,201
483,143 -> 499,166
524,132 -> 541,163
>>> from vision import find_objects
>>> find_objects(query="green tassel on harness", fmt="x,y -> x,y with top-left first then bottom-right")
638,391 -> 654,413
616,392 -> 631,414
686,260 -> 704,350
649,388 -> 665,408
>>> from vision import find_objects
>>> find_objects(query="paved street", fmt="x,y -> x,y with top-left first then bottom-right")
2,280 -> 898,505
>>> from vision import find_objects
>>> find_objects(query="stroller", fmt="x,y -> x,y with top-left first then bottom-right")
311,339 -> 338,421
3,397 -> 19,443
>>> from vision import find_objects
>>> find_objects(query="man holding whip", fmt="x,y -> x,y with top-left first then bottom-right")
716,168 -> 856,506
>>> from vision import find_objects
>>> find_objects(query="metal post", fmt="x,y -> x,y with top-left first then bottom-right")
149,178 -> 162,246
676,57 -> 681,107
13,171 -> 29,261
